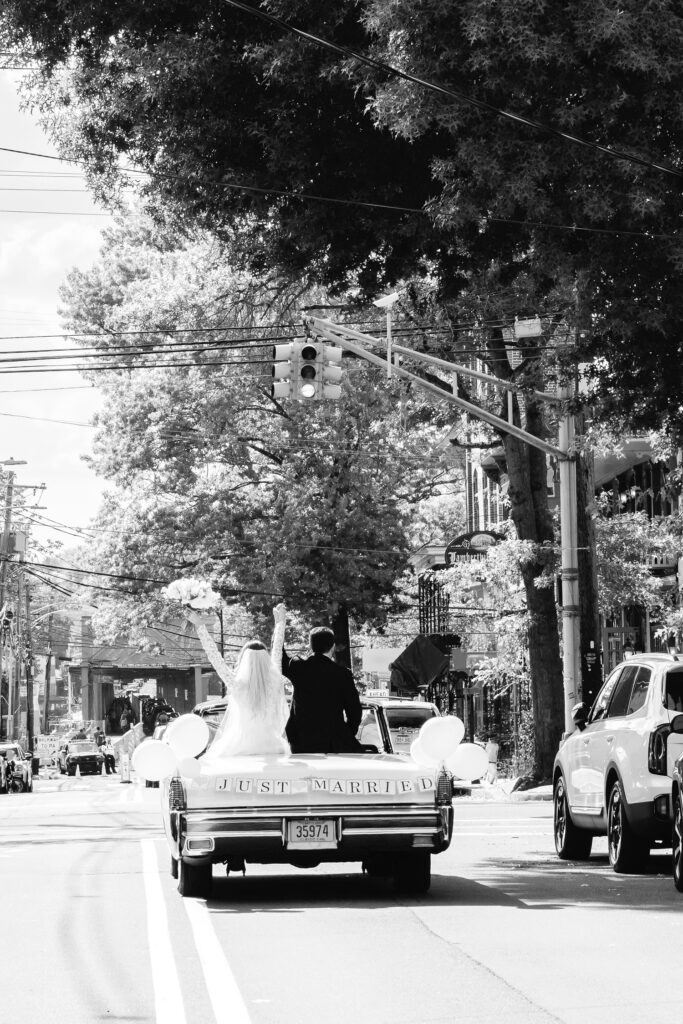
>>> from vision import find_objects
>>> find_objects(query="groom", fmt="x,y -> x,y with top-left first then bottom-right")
283,626 -> 363,754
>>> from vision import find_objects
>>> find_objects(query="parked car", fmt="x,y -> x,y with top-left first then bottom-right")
0,743 -> 32,792
0,742 -> 33,793
669,715 -> 683,891
58,740 -> 105,776
162,701 -> 453,899
360,699 -> 440,754
553,653 -> 683,872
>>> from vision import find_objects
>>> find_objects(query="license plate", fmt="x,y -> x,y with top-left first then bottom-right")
287,819 -> 337,849
395,731 -> 416,745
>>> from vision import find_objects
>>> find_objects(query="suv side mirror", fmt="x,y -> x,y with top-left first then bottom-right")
572,702 -> 589,731
671,713 -> 683,734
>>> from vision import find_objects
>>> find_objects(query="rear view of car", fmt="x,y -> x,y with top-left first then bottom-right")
357,699 -> 439,754
553,653 -> 683,873
61,741 -> 104,776
669,716 -> 683,892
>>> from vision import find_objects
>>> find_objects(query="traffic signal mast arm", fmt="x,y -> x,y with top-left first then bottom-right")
305,314 -> 580,733
305,316 -> 565,460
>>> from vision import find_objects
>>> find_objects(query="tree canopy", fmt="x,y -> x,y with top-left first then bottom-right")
4,0 -> 683,431
57,214 -> 460,641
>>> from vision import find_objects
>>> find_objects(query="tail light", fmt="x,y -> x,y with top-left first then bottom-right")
648,724 -> 671,775
436,769 -> 453,805
169,776 -> 186,811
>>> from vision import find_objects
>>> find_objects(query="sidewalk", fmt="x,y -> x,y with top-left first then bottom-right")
453,778 -> 553,802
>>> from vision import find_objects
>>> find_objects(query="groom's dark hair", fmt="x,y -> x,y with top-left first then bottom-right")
310,627 -> 335,655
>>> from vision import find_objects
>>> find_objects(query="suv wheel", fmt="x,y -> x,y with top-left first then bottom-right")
607,780 -> 649,873
554,776 -> 592,860
673,793 -> 683,893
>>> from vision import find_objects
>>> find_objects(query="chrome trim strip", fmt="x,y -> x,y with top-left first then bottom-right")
185,804 -> 437,822
189,830 -> 282,840
342,827 -> 437,837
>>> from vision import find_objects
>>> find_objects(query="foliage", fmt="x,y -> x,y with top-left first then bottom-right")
593,496 -> 680,616
56,213 -> 454,643
2,1 -> 683,433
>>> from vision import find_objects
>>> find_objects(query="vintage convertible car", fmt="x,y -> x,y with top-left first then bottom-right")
162,705 -> 453,899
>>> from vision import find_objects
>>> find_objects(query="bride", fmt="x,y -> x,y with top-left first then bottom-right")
185,601 -> 290,758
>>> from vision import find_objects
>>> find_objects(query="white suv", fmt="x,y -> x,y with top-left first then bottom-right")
553,653 -> 683,872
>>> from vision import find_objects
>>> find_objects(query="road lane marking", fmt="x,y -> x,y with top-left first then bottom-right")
183,896 -> 253,1024
141,840 -> 187,1024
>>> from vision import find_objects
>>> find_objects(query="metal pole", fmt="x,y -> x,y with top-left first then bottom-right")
386,310 -> 392,379
14,561 -> 22,744
22,558 -> 34,752
0,472 -> 14,732
558,383 -> 580,733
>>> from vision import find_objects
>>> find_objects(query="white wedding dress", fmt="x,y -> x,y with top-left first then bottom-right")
192,613 -> 290,758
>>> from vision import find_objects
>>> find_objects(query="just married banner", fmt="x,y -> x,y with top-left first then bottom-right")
213,775 -> 436,795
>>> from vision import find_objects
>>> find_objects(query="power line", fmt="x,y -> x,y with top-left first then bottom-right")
220,0 -> 683,182
0,411 -> 91,426
0,143 -> 676,242
0,208 -> 108,216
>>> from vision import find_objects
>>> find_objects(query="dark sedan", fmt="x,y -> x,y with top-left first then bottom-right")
58,741 -> 105,776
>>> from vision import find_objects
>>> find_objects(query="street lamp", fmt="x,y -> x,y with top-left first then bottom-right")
373,292 -> 401,379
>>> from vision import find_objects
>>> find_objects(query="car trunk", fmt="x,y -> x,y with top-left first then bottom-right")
184,752 -> 439,809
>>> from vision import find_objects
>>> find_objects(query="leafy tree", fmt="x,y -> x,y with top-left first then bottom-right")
58,214 -> 455,659
7,1 -> 683,770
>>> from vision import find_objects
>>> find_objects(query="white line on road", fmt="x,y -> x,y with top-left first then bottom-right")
183,895 -> 253,1024
141,840 -> 187,1024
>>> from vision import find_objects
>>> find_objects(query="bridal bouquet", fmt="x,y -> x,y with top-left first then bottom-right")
162,578 -> 220,610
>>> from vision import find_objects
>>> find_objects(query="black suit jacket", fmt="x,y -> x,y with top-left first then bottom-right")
282,651 -> 363,754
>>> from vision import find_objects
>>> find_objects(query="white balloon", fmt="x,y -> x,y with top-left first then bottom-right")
178,756 -> 202,779
409,738 -> 439,767
165,714 -> 210,759
446,742 -> 489,781
132,740 -> 178,782
419,716 -> 465,761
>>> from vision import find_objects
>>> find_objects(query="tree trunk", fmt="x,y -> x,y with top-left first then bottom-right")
503,401 -> 564,780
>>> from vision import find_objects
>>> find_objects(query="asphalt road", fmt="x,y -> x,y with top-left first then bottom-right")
1,775 -> 680,1024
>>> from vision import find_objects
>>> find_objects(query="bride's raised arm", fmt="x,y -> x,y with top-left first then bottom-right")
185,608 -> 235,691
271,602 -> 287,669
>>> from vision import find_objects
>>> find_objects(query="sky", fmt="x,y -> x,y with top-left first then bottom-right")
0,70 -> 109,545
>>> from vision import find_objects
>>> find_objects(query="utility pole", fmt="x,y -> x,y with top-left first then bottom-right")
43,596 -> 54,735
0,471 -> 16,735
20,557 -> 35,752
557,375 -> 580,732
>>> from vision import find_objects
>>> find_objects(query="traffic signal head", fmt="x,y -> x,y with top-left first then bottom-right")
271,342 -> 299,399
297,341 -> 343,400
271,339 -> 343,400
298,343 -> 319,399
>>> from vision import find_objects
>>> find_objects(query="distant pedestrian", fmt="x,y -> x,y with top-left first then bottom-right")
102,739 -> 116,774
94,727 -> 105,747
485,735 -> 499,784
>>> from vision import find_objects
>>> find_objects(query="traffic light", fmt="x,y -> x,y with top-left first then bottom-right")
271,342 -> 299,399
298,340 -> 342,400
271,339 -> 342,400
